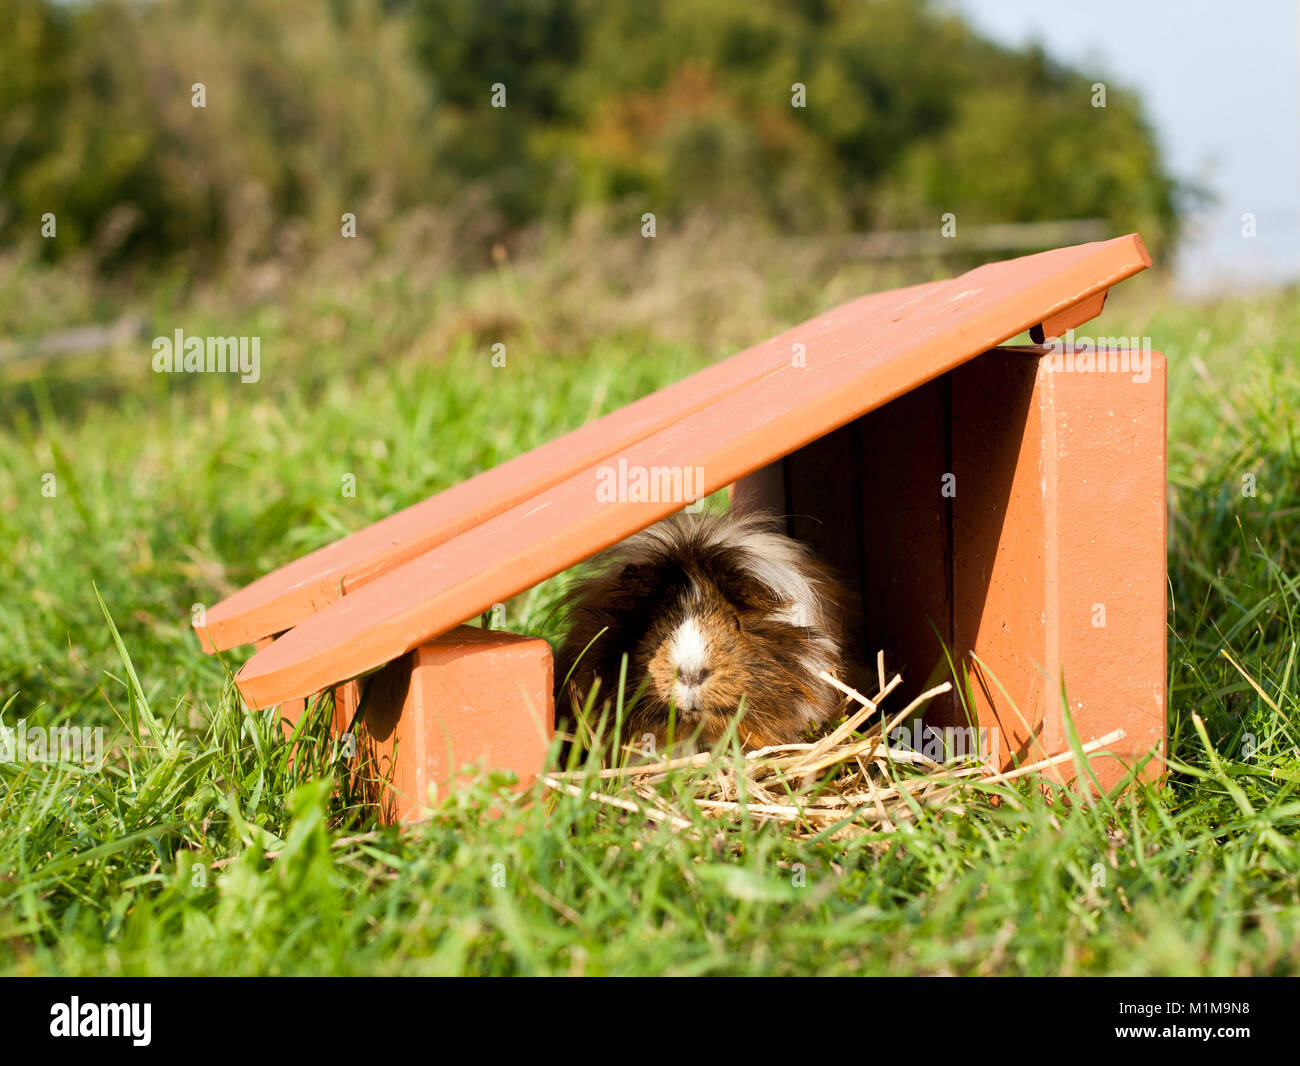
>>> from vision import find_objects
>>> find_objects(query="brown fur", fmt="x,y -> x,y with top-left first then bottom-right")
553,510 -> 854,755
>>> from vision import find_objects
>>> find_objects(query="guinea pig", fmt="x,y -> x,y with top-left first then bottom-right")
553,509 -> 853,755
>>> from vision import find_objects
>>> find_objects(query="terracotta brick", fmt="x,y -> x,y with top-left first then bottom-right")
351,626 -> 554,824
733,344 -> 1167,790
947,345 -> 1167,789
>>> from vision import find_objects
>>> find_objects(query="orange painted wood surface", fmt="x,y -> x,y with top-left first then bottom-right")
195,335 -> 792,652
223,235 -> 1151,709
197,281 -> 985,654
199,237 -> 1144,657
1031,287 -> 1108,343
254,636 -> 307,731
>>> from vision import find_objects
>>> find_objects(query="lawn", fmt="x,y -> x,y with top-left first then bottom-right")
1,253 -> 1298,976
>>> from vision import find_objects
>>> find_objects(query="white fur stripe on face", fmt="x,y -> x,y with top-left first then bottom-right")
621,511 -> 827,630
670,616 -> 708,679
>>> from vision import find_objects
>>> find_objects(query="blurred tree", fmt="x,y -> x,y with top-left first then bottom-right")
0,0 -> 442,269
403,0 -> 1180,250
0,0 -> 1182,272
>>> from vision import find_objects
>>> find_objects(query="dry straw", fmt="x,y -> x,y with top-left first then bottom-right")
544,651 -> 1126,842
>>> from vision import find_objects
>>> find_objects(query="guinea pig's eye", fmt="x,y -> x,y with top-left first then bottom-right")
729,611 -> 743,634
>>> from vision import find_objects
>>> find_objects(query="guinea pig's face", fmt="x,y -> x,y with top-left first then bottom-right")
632,564 -> 796,743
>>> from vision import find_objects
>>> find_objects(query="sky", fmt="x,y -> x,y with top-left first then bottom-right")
949,0 -> 1300,293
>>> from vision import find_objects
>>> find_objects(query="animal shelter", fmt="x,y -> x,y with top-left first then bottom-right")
193,234 -> 1166,823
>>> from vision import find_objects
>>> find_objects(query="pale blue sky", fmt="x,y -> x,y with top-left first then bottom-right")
950,0 -> 1300,293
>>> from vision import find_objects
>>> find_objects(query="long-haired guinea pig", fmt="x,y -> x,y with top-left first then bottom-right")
553,509 -> 853,754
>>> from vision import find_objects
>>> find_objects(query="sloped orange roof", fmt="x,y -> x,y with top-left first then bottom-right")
203,235 -> 1151,709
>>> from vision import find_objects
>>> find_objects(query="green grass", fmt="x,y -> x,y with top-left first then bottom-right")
1,261 -> 1298,976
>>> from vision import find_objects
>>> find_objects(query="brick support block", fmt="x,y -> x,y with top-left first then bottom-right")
733,344 -> 1167,791
259,628 -> 552,822
947,346 -> 1167,789
348,626 -> 554,823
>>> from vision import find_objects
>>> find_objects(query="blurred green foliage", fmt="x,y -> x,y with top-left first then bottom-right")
0,0 -> 1181,274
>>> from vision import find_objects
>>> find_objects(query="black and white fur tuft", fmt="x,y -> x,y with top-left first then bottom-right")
554,509 -> 854,753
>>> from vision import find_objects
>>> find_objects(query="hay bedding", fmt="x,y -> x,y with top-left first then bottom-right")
544,651 -> 1125,842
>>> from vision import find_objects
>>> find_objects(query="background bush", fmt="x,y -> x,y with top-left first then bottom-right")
0,0 -> 1182,278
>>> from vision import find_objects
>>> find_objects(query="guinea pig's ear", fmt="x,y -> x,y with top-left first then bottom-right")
616,562 -> 657,596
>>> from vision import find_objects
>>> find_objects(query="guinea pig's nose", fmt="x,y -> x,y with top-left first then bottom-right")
679,666 -> 711,687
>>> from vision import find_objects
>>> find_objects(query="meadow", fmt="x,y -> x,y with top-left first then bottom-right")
1,239 -> 1297,976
